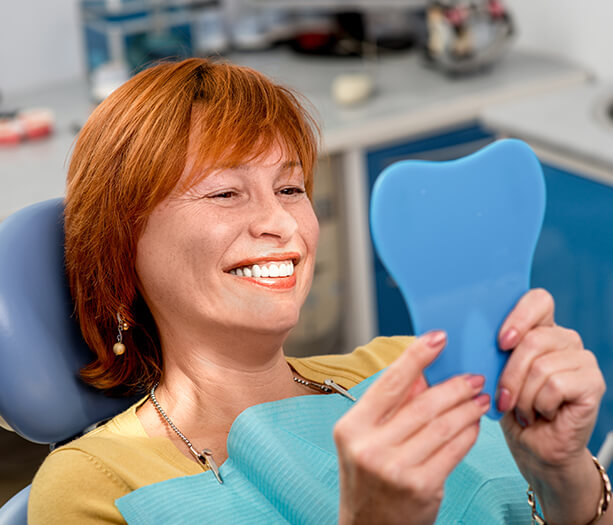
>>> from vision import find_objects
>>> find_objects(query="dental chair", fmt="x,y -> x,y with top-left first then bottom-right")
0,199 -> 138,525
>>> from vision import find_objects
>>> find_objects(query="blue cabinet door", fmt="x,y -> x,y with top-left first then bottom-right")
531,163 -> 613,453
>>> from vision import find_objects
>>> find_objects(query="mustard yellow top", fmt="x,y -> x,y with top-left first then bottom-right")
28,336 -> 412,524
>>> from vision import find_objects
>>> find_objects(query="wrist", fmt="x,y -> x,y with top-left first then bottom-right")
528,453 -> 611,525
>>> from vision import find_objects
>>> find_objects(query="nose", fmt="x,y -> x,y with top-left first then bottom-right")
248,192 -> 298,242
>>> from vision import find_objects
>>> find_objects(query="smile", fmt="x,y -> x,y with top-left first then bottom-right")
229,260 -> 294,278
226,256 -> 299,290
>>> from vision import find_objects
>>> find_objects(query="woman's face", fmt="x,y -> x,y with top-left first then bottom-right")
135,143 -> 319,346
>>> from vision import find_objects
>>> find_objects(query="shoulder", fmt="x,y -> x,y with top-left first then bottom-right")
29,445 -> 129,524
28,407 -> 142,524
28,396 -> 196,524
288,335 -> 415,388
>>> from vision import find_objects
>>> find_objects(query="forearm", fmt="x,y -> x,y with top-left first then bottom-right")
527,449 -> 610,525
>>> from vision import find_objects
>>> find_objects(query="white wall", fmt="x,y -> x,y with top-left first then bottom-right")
509,0 -> 613,80
0,0 -> 83,96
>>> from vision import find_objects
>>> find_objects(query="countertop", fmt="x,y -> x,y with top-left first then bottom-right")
233,49 -> 588,153
0,48 -> 587,218
481,81 -> 613,181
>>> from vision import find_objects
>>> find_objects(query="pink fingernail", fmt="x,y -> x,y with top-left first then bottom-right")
423,330 -> 446,348
496,387 -> 512,412
515,409 -> 529,428
466,374 -> 485,390
500,328 -> 519,349
474,393 -> 490,407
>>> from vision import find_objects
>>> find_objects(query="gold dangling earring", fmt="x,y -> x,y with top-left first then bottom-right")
113,311 -> 129,356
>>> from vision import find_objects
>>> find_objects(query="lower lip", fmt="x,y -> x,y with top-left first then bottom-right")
237,274 -> 297,290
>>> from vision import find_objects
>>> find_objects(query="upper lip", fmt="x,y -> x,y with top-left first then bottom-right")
224,252 -> 301,273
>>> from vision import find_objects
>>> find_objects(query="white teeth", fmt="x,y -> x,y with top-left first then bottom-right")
229,260 -> 296,278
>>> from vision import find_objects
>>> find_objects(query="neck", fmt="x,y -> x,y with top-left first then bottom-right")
161,342 -> 300,418
137,329 -> 306,464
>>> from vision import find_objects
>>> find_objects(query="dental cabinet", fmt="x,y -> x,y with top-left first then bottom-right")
531,162 -> 613,454
480,83 -> 613,456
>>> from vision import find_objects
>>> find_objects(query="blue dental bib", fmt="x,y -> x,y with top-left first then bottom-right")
116,372 -> 529,524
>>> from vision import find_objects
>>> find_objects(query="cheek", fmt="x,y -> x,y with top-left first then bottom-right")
297,208 -> 319,300
302,205 -> 320,251
135,206 -> 205,300
135,217 -> 180,304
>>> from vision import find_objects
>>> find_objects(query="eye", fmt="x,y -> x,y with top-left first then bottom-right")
210,191 -> 236,199
279,186 -> 305,196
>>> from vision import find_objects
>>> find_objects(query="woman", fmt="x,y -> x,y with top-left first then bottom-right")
29,58 -> 608,524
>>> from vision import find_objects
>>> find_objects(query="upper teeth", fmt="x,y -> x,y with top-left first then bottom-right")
230,260 -> 295,278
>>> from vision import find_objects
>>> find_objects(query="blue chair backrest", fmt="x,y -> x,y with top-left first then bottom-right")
0,199 -> 138,523
0,487 -> 30,525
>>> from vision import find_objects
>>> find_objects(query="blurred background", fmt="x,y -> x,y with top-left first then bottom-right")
1,0 -> 613,508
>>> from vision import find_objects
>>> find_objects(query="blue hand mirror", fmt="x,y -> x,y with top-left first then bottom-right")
370,139 -> 545,419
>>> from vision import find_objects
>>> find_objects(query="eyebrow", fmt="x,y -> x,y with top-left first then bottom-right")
227,160 -> 302,171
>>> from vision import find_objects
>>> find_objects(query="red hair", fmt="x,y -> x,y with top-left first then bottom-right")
64,58 -> 320,394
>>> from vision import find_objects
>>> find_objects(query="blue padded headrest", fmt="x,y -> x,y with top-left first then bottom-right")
370,139 -> 545,419
0,199 -> 138,444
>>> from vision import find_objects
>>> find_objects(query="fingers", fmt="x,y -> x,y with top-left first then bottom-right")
512,349 -> 583,425
497,325 -> 583,413
497,319 -> 604,430
334,332 -> 489,521
499,288 -> 555,350
390,390 -> 489,468
375,373 -> 486,446
388,420 -> 482,491
531,352 -> 605,423
425,420 -> 481,481
336,373 -> 488,499
350,331 -> 447,427
501,352 -> 605,450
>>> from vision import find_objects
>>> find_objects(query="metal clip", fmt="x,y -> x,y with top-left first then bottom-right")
190,446 -> 223,484
324,379 -> 357,402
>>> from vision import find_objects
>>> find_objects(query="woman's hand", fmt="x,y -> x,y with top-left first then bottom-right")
496,288 -> 607,525
334,331 -> 490,525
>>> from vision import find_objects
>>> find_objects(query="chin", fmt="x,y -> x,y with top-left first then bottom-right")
244,311 -> 300,338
